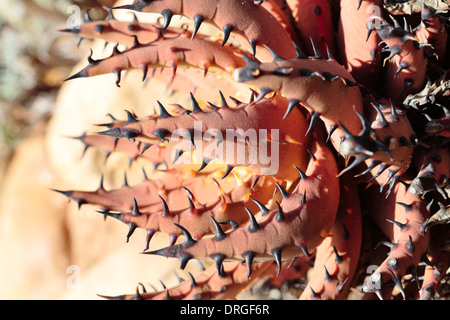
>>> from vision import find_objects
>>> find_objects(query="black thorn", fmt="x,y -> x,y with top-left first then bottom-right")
375,240 -> 397,250
76,36 -> 83,48
249,39 -> 257,59
187,196 -> 197,215
221,25 -> 233,47
84,10 -> 93,22
159,195 -> 170,218
58,27 -> 80,34
301,192 -> 307,205
386,176 -> 399,198
207,102 -> 219,110
159,280 -> 167,290
355,109 -> 372,136
309,287 -> 319,299
405,235 -> 415,254
160,9 -> 173,30
172,148 -> 184,164
138,282 -> 147,293
250,174 -> 260,190
126,223 -> 137,242
367,164 -> 389,183
392,273 -> 405,299
396,202 -> 413,212
272,67 -> 293,77
190,92 -> 202,113
112,44 -> 121,57
131,197 -> 141,217
113,69 -> 122,87
325,44 -> 335,60
98,173 -> 105,190
293,42 -> 307,59
123,128 -> 140,142
255,87 -> 272,102
343,78 -> 359,87
305,112 -> 321,136
357,0 -> 364,10
210,216 -> 227,241
188,272 -> 197,288
227,97 -> 247,110
333,246 -> 342,264
157,101 -> 172,119
218,220 -> 239,229
275,182 -> 289,199
94,23 -> 105,34
210,253 -> 227,278
370,102 -> 389,127
337,278 -> 348,293
399,78 -> 413,96
324,265 -> 332,282
197,157 -> 211,172
284,99 -> 299,119
322,72 -> 340,81
141,64 -> 149,82
394,61 -> 409,78
326,125 -> 338,143
132,287 -> 143,300
423,254 -> 441,272
191,14 -> 204,39
140,143 -> 152,155
168,234 -> 178,248
51,189 -> 73,200
122,171 -> 129,187
240,54 -> 260,69
245,207 -> 260,233
153,128 -> 171,143
96,209 -> 121,221
354,160 -> 381,178
266,46 -> 285,62
242,251 -> 255,281
221,165 -> 234,179
299,68 -> 315,78
342,223 -> 349,240
103,5 -> 116,20
144,229 -> 155,251
386,218 -> 407,231
125,110 -> 137,124
275,201 -> 285,222
174,223 -> 196,247
183,186 -> 195,201
295,166 -> 307,180
179,254 -> 193,270
310,37 -> 323,59
300,243 -> 311,256
218,90 -> 229,109
251,199 -> 270,216
272,248 -> 282,276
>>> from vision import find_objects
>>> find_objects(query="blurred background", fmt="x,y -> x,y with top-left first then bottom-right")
0,0 -> 194,299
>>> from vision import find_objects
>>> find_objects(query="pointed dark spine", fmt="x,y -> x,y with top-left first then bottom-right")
210,216 -> 227,241
245,208 -> 260,233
